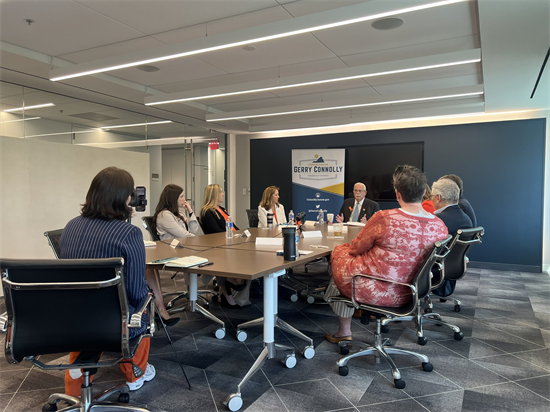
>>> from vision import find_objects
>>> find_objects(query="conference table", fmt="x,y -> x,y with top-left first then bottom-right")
145,223 -> 363,411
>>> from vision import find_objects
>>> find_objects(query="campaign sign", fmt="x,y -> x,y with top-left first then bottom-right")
292,149 -> 345,221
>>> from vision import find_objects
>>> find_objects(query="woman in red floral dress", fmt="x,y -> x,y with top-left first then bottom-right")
325,165 -> 448,344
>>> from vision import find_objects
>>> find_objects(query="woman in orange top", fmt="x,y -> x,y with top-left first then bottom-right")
422,183 -> 436,214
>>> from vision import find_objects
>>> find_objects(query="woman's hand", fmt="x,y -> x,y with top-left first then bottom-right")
181,199 -> 193,214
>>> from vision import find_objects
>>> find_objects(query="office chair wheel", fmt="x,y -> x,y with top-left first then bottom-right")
339,365 -> 349,376
303,345 -> 315,359
225,393 -> 243,412
211,295 -> 219,303
215,328 -> 226,339
422,362 -> 433,372
283,354 -> 297,368
118,392 -> 130,403
439,298 -> 447,303
202,301 -> 210,309
454,331 -> 464,341
236,330 -> 248,342
300,289 -> 308,297
381,325 -> 390,333
306,295 -> 315,304
340,345 -> 350,355
290,294 -> 299,302
394,379 -> 406,389
454,304 -> 461,312
42,403 -> 57,412
424,307 -> 432,314
417,336 -> 428,346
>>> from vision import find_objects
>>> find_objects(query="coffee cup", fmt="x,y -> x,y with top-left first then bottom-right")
334,222 -> 343,238
327,213 -> 334,224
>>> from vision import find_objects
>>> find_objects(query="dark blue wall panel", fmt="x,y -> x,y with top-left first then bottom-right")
250,118 -> 546,269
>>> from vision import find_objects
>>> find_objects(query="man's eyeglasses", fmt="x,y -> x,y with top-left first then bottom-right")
353,190 -> 366,193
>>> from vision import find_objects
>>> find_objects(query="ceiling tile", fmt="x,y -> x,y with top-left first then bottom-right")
372,73 -> 482,95
77,0 -> 278,36
0,0 -> 145,56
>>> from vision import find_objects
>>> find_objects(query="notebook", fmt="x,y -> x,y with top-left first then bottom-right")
164,256 -> 208,268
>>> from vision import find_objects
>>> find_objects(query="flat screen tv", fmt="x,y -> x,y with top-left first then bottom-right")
338,142 -> 424,201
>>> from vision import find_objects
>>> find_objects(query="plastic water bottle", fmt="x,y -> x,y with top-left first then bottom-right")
288,210 -> 295,225
295,233 -> 300,257
318,209 -> 324,224
226,217 -> 234,239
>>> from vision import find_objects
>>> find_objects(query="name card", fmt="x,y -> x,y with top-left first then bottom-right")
303,220 -> 317,228
255,237 -> 283,246
170,239 -> 181,248
302,231 -> 323,239
242,229 -> 252,238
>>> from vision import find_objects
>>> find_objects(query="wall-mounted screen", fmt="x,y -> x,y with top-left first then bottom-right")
338,142 -> 424,201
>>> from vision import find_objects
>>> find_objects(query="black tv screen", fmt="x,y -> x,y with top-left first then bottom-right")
339,142 -> 424,201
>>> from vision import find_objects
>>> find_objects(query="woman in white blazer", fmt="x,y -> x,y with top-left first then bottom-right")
155,184 -> 199,239
258,186 -> 287,228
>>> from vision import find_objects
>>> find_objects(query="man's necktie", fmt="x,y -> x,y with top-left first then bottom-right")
351,202 -> 360,222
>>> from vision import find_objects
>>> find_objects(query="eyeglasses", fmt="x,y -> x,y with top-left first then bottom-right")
353,190 -> 366,193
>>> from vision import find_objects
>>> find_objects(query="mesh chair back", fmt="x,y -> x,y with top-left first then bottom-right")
413,236 -> 453,299
142,216 -> 161,241
246,209 -> 259,228
1,258 -> 128,363
44,229 -> 64,258
443,227 -> 484,282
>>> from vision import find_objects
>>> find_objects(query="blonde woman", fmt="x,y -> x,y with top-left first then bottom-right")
258,186 -> 287,228
200,184 -> 244,307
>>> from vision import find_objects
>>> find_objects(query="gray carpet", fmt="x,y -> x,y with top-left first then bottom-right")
1,265 -> 550,412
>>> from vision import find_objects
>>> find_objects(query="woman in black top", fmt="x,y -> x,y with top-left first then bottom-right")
199,184 -> 243,306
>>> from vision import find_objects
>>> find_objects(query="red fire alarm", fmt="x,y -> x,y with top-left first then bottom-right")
209,141 -> 219,150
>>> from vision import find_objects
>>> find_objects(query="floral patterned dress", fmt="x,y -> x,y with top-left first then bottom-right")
331,209 -> 448,307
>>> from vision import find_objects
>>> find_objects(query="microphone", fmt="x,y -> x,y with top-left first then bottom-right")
295,212 -> 306,223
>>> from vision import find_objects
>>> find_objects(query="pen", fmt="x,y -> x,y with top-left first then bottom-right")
198,262 -> 214,268
151,257 -> 178,264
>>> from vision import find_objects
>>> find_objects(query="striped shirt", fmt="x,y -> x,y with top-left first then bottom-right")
59,216 -> 149,337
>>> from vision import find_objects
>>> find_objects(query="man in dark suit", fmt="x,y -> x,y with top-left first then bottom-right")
431,178 -> 473,297
336,182 -> 380,223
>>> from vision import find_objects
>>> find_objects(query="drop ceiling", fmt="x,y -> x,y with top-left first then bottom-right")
0,0 -> 548,139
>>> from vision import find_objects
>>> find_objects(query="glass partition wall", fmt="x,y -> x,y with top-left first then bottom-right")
0,82 -> 224,219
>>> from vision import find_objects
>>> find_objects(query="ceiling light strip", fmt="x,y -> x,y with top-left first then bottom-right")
50,0 -> 466,81
99,120 -> 172,129
0,117 -> 41,124
207,91 -> 484,122
3,103 -> 55,112
145,49 -> 481,106
25,129 -> 100,138
78,136 -> 209,148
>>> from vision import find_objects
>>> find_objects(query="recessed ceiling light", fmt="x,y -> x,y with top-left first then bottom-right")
372,17 -> 404,30
136,65 -> 160,72
242,45 -> 256,52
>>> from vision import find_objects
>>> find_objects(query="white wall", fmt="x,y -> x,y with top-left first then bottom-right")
0,136 -> 150,259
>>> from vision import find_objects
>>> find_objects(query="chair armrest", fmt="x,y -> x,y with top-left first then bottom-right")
350,274 -> 416,309
129,293 -> 153,328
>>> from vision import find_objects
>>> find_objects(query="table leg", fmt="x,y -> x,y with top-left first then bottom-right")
188,273 -> 226,339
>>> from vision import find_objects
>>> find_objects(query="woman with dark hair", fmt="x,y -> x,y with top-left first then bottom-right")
59,167 -> 155,395
324,165 -> 448,344
258,186 -> 287,228
154,184 -> 199,239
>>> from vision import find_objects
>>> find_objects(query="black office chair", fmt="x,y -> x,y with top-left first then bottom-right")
245,209 -> 259,228
329,236 -> 452,389
44,229 -> 64,258
427,226 -> 485,312
0,258 -> 154,412
141,216 -> 160,242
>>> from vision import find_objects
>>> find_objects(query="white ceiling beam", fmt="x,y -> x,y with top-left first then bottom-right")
206,85 -> 484,122
49,0 -> 466,81
248,101 -> 486,133
146,49 -> 480,105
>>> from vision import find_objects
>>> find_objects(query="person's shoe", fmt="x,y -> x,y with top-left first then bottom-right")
353,309 -> 363,318
154,314 -> 180,327
127,363 -> 156,391
325,333 -> 352,344
219,292 -> 239,308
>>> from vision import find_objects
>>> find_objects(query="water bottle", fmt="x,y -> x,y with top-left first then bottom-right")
226,217 -> 234,239
296,233 -> 300,257
318,209 -> 324,224
288,210 -> 295,225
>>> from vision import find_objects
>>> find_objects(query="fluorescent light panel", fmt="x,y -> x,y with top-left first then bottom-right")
208,91 -> 484,122
0,117 -> 41,124
51,0 -> 466,81
3,103 -> 55,112
100,120 -> 172,129
148,58 -> 480,105
25,129 -> 99,138
78,136 -> 207,148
